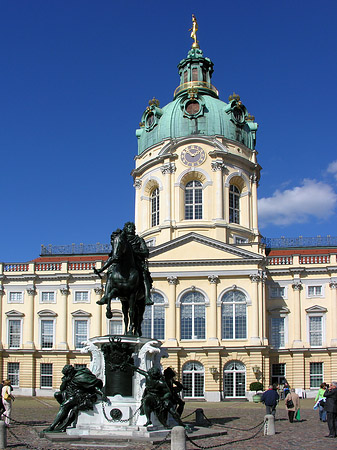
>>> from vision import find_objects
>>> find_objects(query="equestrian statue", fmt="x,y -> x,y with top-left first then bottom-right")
94,222 -> 153,337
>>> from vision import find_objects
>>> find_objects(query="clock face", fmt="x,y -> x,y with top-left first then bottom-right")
181,145 -> 206,167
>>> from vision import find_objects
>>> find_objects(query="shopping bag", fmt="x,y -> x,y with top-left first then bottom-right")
295,409 -> 300,421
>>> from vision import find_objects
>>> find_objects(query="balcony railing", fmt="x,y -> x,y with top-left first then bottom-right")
174,81 -> 219,98
267,256 -> 293,265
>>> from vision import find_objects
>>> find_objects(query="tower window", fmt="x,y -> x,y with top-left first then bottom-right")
185,101 -> 200,115
192,68 -> 198,81
185,180 -> 202,220
151,188 -> 160,227
229,185 -> 240,224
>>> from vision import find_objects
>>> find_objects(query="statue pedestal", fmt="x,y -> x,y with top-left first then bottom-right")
68,335 -> 169,438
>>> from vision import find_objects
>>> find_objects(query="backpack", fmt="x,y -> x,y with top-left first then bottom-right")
286,395 -> 294,408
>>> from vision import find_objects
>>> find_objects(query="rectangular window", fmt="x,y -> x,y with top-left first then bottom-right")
7,362 -> 19,387
308,286 -> 322,297
74,320 -> 88,349
109,319 -> 123,335
8,292 -> 23,303
41,320 -> 54,349
270,287 -> 285,298
192,67 -> 198,81
271,317 -> 285,348
74,291 -> 89,303
309,316 -> 322,347
271,363 -> 285,377
310,362 -> 323,388
40,363 -> 53,388
41,292 -> 55,303
8,319 -> 21,348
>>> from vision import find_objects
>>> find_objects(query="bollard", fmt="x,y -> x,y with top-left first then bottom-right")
195,408 -> 205,426
171,425 -> 186,450
264,414 -> 275,435
0,421 -> 7,449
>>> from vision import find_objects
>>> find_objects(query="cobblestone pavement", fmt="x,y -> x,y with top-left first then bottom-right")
4,397 -> 337,450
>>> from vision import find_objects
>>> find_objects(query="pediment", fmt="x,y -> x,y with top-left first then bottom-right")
305,305 -> 327,313
149,232 -> 262,265
38,309 -> 58,317
71,309 -> 92,317
5,310 -> 24,317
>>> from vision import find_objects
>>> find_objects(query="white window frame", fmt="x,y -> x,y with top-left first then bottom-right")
310,362 -> 324,388
7,318 -> 22,349
108,311 -> 123,335
269,286 -> 287,299
8,291 -> 24,304
307,314 -> 325,347
269,316 -> 287,349
73,290 -> 90,303
234,235 -> 248,244
40,363 -> 53,389
7,362 -> 20,387
73,318 -> 89,349
40,291 -> 56,304
307,285 -> 324,298
39,318 -> 55,350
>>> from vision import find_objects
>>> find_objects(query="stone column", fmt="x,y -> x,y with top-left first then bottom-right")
133,179 -> 142,230
0,286 -> 4,349
161,162 -> 176,224
249,275 -> 260,344
24,288 -> 36,349
207,275 -> 219,344
329,281 -> 337,347
58,287 -> 69,350
167,276 -> 178,345
93,287 -> 104,338
250,173 -> 258,232
211,161 -> 226,220
292,281 -> 303,347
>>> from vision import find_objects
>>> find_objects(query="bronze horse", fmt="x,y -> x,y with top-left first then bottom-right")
94,230 -> 146,336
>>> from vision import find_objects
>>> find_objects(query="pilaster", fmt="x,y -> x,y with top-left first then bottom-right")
58,287 -> 69,350
167,276 -> 178,345
207,275 -> 219,344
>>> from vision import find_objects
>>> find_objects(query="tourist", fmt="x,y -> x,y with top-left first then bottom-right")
261,384 -> 279,417
323,381 -> 337,438
1,379 -> 14,427
285,388 -> 300,423
314,382 -> 327,422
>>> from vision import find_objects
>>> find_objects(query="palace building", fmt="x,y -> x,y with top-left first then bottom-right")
1,30 -> 336,400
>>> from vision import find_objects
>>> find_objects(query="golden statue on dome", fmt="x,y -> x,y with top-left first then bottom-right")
189,14 -> 199,48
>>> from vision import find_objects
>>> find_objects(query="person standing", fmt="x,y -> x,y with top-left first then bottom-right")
261,384 -> 279,417
285,388 -> 300,423
314,382 -> 327,422
0,380 -> 4,416
1,379 -> 14,427
323,381 -> 337,438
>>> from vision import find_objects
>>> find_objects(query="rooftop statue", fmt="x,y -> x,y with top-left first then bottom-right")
189,14 -> 199,48
94,222 -> 153,336
44,365 -> 107,432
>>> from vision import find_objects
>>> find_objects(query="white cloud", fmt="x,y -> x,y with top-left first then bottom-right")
327,160 -> 337,180
258,179 -> 337,227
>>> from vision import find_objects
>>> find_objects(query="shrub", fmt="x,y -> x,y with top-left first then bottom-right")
249,381 -> 263,393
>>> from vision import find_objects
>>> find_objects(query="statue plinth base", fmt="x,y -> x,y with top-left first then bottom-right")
68,335 -> 170,438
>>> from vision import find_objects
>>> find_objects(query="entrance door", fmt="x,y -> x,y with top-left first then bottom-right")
223,361 -> 246,398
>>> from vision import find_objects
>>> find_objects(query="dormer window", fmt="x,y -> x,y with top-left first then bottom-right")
185,100 -> 200,115
146,113 -> 154,128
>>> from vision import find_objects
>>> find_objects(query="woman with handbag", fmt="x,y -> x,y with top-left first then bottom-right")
285,388 -> 300,423
1,379 -> 14,427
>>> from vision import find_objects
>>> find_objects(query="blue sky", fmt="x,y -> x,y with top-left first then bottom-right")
1,0 -> 337,262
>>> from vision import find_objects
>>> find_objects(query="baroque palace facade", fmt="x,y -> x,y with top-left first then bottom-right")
1,37 -> 337,400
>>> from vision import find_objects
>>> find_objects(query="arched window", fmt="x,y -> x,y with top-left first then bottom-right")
151,188 -> 160,227
223,361 -> 246,398
182,361 -> 205,398
180,291 -> 206,340
141,292 -> 165,339
109,311 -> 123,335
221,290 -> 247,339
185,180 -> 202,220
229,185 -> 240,224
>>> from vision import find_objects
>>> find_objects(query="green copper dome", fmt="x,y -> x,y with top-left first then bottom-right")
136,47 -> 258,155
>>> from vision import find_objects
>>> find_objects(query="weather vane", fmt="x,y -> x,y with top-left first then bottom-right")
189,14 -> 199,49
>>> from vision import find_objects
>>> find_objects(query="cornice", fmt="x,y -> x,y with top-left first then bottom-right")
4,274 -> 37,282
149,258 -> 262,268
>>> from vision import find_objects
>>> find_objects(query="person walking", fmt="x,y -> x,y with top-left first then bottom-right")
323,381 -> 337,438
261,384 -> 279,417
314,382 -> 327,422
285,388 -> 300,423
1,379 -> 14,427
